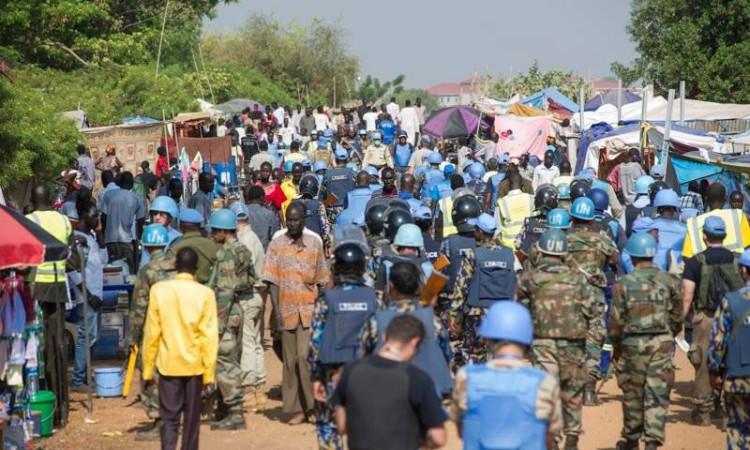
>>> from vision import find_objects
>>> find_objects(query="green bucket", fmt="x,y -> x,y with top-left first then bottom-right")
30,390 -> 56,437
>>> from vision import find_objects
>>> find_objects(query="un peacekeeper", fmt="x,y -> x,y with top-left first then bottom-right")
359,261 -> 453,398
449,213 -> 515,366
369,204 -> 413,280
517,184 -> 559,266
451,301 -> 563,450
309,243 -> 377,450
438,194 -> 481,324
139,196 -> 182,269
299,175 -> 331,249
524,208 -> 571,270
621,175 -> 655,237
516,228 -> 599,450
708,248 -> 750,449
208,209 -> 256,430
321,148 -> 356,210
610,233 -> 682,450
364,200 -> 389,253
567,197 -> 617,406
167,208 -> 219,284
587,187 -> 626,251
374,223 -> 432,293
414,205 -> 441,263
129,224 -> 176,440
557,183 -> 572,212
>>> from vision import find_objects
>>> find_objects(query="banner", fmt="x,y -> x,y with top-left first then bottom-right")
494,116 -> 550,158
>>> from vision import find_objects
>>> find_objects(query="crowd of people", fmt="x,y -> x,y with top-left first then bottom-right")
15,97 -> 750,450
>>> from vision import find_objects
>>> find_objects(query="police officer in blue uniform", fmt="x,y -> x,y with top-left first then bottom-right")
344,171 -> 374,224
517,184 -> 559,266
652,189 -> 687,272
393,130 -> 414,179
310,242 -> 377,450
415,205 -> 441,263
451,301 -> 562,450
321,148 -> 356,209
587,187 -> 626,250
621,175 -> 654,237
299,175 -> 327,238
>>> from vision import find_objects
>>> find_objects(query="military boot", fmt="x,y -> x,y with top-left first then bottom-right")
135,420 -> 161,441
211,413 -> 246,431
564,435 -> 579,450
583,382 -> 599,406
644,442 -> 660,450
615,439 -> 639,450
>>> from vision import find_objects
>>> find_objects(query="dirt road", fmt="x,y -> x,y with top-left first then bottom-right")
43,348 -> 724,449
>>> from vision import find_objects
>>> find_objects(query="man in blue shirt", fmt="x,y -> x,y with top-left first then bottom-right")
377,114 -> 396,145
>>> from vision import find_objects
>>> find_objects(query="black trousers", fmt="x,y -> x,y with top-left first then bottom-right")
35,283 -> 69,427
159,374 -> 203,450
106,242 -> 135,273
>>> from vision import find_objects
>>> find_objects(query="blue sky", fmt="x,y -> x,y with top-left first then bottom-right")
204,0 -> 638,88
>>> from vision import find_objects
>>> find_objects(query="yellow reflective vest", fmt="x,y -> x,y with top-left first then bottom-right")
496,191 -> 534,250
26,210 -> 71,283
439,197 -> 456,237
683,208 -> 750,258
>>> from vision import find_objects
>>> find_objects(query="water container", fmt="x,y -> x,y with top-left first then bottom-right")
29,390 -> 55,437
94,367 -> 124,397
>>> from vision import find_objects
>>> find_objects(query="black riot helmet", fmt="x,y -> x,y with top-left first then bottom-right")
365,203 -> 388,236
451,195 -> 481,233
648,180 -> 670,203
570,179 -> 591,201
387,198 -> 411,213
333,242 -> 367,275
298,175 -> 319,198
534,184 -> 559,214
383,207 -> 414,242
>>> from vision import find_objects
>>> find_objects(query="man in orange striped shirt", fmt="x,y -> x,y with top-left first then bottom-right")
262,201 -> 330,425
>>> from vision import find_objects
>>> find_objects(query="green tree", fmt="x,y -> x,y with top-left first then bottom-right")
616,0 -> 750,102
489,62 -> 588,101
609,61 -> 641,88
394,89 -> 438,114
0,0 -> 233,70
355,75 -> 405,104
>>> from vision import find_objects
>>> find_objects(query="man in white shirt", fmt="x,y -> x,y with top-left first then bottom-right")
313,106 -> 331,132
397,100 -> 420,146
278,118 -> 296,147
386,98 -> 400,123
415,97 -> 426,127
362,107 -> 379,132
290,105 -> 304,132
531,150 -> 560,191
272,102 -> 286,126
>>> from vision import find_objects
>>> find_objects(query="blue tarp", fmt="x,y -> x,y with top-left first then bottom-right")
122,116 -> 159,124
522,88 -> 579,113
670,155 -> 722,187
584,91 -> 641,111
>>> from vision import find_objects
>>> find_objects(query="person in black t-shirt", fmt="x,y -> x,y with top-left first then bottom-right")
332,314 -> 447,450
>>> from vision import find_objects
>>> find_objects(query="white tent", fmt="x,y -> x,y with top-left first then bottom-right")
574,96 -> 750,129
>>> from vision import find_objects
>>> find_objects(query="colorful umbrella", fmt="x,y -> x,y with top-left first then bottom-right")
0,205 -> 69,269
422,106 -> 487,139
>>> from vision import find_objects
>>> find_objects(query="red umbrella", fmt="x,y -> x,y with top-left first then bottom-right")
0,205 -> 69,269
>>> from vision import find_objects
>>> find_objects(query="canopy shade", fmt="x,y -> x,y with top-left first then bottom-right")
0,206 -> 69,269
422,106 -> 486,139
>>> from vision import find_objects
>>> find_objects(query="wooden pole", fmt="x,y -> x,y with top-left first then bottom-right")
616,79 -> 623,124
154,0 -> 170,78
197,44 -> 216,105
638,85 -> 650,155
578,86 -> 585,133
679,80 -> 686,125
662,89 -> 675,166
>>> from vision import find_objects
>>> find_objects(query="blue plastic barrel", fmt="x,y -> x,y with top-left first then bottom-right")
94,367 -> 124,397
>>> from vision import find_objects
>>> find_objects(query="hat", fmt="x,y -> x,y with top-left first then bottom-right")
358,129 -> 367,136
301,159 -> 312,168
397,130 -> 408,138
372,132 -> 382,140
179,208 -> 204,225
703,216 -> 727,237
740,249 -> 750,267
318,137 -> 328,148
414,205 -> 432,220
334,148 -> 348,160
364,166 -> 379,177
650,164 -> 665,178
314,161 -> 328,172
474,213 -> 498,234
632,217 -> 657,233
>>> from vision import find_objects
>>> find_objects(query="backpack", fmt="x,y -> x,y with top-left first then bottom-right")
696,253 -> 743,314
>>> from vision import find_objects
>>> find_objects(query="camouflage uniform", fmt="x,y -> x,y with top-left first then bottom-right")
129,249 -> 175,419
516,257 -> 599,440
567,223 -> 616,385
610,264 -> 682,447
708,288 -> 750,450
212,238 -> 256,419
167,230 -> 219,284
448,240 -> 509,366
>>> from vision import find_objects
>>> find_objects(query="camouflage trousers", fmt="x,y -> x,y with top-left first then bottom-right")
315,367 -> 344,450
454,314 -> 487,367
585,287 -> 607,383
725,391 -> 750,450
141,373 -> 160,420
216,320 -> 245,415
615,334 -> 674,445
688,312 -> 716,415
532,338 -> 586,436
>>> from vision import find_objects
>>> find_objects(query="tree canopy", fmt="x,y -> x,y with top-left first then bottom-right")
489,62 -> 588,101
614,0 -> 750,102
355,75 -> 405,104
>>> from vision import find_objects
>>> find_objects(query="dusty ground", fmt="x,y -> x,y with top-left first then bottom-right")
40,346 -> 725,450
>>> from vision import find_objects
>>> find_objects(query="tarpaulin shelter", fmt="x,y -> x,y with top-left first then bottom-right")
522,88 -> 579,115
0,205 -> 69,269
494,115 -> 551,158
507,103 -> 549,117
422,106 -> 487,139
584,90 -> 641,111
214,99 -> 265,115
121,116 -> 159,124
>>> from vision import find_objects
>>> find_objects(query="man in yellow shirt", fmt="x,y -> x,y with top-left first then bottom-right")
683,182 -> 750,258
280,161 -> 303,217
142,247 -> 218,450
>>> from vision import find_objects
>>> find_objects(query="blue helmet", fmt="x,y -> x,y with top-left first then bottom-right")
443,164 -> 456,176
364,166 -> 379,177
313,161 -> 328,172
537,228 -> 568,256
317,137 -> 328,148
479,301 -> 533,346
372,131 -> 382,141
141,224 -> 169,247
150,196 -> 179,220
634,175 -> 655,195
229,201 -> 249,220
208,208 -> 237,231
739,248 -> 750,268
704,216 -> 727,237
323,128 -> 334,138
178,208 -> 203,225
557,183 -> 571,200
586,187 -> 609,212
427,152 -> 443,165
570,197 -> 595,221
334,148 -> 348,160
652,189 -> 680,208
393,224 -> 424,248
547,208 -> 571,229
625,232 -> 657,258
468,162 -> 486,180
283,160 -> 294,173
